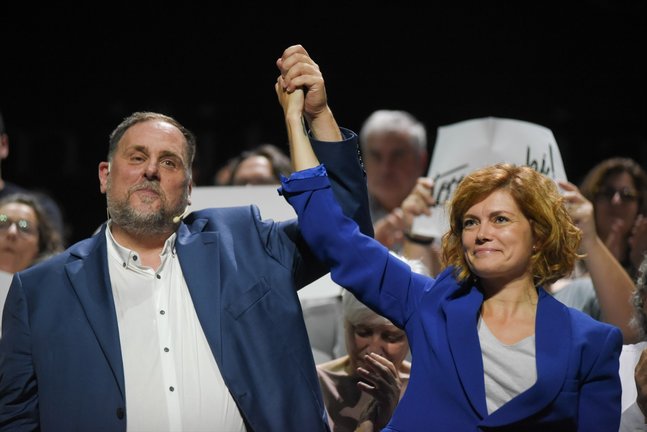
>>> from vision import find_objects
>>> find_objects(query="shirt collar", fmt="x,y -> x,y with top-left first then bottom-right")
106,220 -> 177,269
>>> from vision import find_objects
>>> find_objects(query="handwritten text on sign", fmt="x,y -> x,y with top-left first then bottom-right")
411,117 -> 567,238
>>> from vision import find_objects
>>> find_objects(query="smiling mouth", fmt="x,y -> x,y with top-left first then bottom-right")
473,249 -> 498,256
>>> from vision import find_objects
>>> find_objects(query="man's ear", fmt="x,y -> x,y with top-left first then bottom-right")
99,161 -> 110,194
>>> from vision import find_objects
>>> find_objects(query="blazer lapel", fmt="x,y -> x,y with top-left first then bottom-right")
444,284 -> 489,418
65,225 -> 125,398
175,221 -> 223,364
480,288 -> 572,427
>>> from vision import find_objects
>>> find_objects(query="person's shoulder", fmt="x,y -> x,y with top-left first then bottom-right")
26,235 -> 97,271
623,341 -> 647,354
564,302 -> 622,343
185,205 -> 296,231
15,241 -> 84,286
188,205 -> 261,220
429,266 -> 463,295
542,289 -> 616,334
316,356 -> 350,375
553,276 -> 595,298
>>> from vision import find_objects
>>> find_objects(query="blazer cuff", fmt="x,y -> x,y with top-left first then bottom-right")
278,165 -> 331,196
308,127 -> 356,144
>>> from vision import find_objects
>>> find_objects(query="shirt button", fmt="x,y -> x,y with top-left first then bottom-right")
160,310 -> 165,315
133,255 -> 138,261
164,347 -> 170,352
156,274 -> 161,279
169,386 -> 175,392
116,407 -> 125,419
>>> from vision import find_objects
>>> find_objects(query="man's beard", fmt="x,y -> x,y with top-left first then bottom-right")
106,178 -> 188,237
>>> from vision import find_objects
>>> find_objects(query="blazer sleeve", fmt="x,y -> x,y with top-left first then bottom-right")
0,273 -> 40,430
280,167 -> 431,328
285,128 -> 374,289
577,325 -> 623,432
310,128 -> 373,238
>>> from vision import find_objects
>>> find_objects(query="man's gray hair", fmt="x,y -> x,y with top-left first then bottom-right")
359,109 -> 427,153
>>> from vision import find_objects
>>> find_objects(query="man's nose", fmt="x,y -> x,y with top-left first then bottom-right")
144,160 -> 161,180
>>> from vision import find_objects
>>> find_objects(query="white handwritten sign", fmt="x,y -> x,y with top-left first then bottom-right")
411,117 -> 567,238
190,184 -> 294,221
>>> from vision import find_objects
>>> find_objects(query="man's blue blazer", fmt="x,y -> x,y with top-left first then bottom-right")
0,132 -> 373,432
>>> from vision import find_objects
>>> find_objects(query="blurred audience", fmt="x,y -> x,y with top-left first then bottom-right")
214,143 -> 292,186
0,192 -> 65,272
549,157 -> 647,343
318,293 -> 409,432
579,157 -> 647,279
0,192 -> 65,331
359,110 -> 428,251
619,253 -> 647,430
550,179 -> 639,342
317,254 -> 426,432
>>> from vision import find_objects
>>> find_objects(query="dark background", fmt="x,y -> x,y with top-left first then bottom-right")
1,2 -> 645,246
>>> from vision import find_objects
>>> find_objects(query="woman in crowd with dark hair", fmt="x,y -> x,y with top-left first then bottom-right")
0,192 -> 64,273
1,192 -> 65,331
579,157 -> 647,278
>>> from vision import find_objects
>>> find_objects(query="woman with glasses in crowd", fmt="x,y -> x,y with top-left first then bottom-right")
580,157 -> 647,278
551,157 -> 647,343
0,192 -> 65,331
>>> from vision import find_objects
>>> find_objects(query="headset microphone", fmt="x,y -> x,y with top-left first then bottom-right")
172,206 -> 191,224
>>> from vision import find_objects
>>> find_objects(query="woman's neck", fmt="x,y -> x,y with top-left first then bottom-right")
480,277 -> 538,319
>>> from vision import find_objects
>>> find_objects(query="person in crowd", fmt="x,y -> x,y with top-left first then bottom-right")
276,84 -> 622,430
0,192 -> 65,332
579,157 -> 647,279
0,110 -> 67,244
548,180 -> 640,343
359,110 -> 428,250
213,155 -> 238,185
0,44 -> 373,431
226,143 -> 292,186
0,193 -> 64,273
318,254 -> 426,432
359,110 -> 442,277
619,252 -> 647,430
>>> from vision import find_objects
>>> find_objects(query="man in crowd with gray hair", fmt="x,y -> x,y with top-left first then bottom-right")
359,110 -> 429,251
